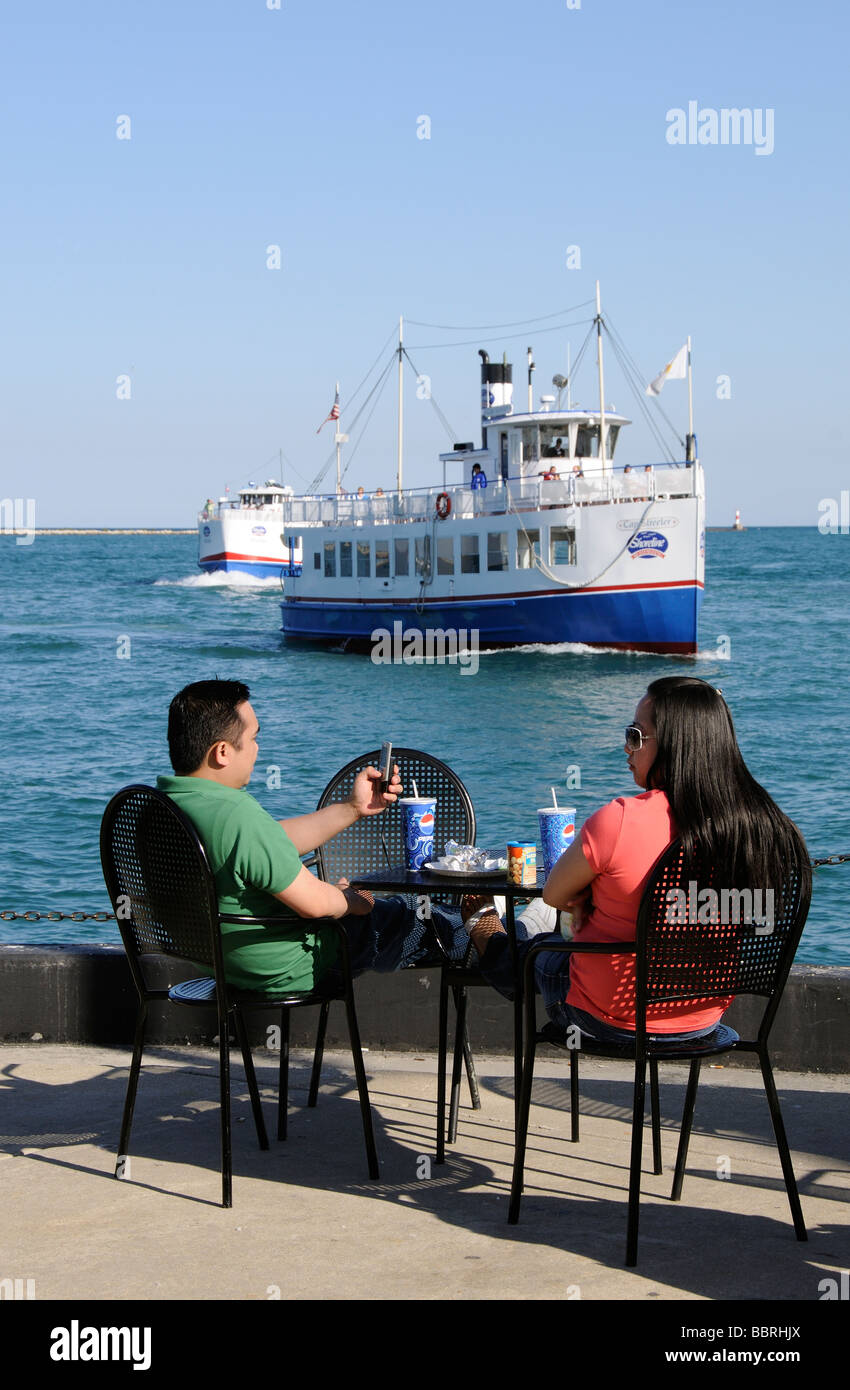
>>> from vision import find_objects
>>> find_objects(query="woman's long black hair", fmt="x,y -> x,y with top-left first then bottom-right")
645,677 -> 810,908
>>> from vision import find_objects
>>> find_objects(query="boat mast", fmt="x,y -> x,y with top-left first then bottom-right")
333,381 -> 342,492
566,342 -> 571,410
397,316 -> 403,496
596,280 -> 607,468
686,335 -> 696,461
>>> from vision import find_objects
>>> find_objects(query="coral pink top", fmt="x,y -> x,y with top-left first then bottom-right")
570,789 -> 734,1033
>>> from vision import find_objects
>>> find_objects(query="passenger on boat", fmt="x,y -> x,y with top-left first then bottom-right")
541,466 -> 560,482
470,463 -> 487,490
461,677 -> 810,1042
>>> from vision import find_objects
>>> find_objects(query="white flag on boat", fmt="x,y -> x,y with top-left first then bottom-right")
646,344 -> 688,396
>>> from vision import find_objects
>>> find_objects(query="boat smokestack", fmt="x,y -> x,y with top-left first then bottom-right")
479,350 -> 513,413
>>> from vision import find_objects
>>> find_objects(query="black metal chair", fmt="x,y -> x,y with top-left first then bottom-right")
508,837 -> 813,1265
312,748 -> 479,1157
100,784 -> 378,1208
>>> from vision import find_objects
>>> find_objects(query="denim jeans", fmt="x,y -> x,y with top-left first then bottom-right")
323,894 -> 469,984
327,898 -> 718,1044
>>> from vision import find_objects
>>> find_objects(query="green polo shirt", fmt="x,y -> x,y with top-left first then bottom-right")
157,775 -> 339,996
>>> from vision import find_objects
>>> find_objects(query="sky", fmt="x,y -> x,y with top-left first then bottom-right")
2,0 -> 848,527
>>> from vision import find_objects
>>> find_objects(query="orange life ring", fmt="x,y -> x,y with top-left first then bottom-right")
435,492 -> 451,519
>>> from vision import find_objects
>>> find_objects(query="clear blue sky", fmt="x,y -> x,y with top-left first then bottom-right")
2,0 -> 848,526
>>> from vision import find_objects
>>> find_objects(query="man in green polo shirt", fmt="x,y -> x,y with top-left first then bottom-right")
157,679 -> 469,996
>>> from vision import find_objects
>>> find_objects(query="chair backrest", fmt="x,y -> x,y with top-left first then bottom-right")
314,748 -> 476,884
635,837 -> 812,1034
100,785 -> 223,989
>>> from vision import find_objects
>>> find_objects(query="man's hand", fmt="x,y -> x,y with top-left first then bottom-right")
349,764 -> 403,818
336,879 -> 375,917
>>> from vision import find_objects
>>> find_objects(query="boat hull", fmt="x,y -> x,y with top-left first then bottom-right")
281,580 -> 703,654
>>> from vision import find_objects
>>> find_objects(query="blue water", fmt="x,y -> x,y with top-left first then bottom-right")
1,529 -> 848,965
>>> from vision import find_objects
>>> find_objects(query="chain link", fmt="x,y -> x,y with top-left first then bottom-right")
0,910 -> 115,922
2,852 -> 849,921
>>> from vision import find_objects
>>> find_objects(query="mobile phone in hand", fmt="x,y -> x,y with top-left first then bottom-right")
379,740 -> 393,791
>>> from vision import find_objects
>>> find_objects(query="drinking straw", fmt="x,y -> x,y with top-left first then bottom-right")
551,787 -> 558,808
412,780 -> 419,798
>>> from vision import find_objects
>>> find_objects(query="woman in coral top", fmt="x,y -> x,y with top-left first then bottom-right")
465,676 -> 809,1042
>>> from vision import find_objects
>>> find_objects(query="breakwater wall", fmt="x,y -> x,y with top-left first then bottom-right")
0,946 -> 847,1072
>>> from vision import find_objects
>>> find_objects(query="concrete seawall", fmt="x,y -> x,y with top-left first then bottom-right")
0,945 -> 847,1072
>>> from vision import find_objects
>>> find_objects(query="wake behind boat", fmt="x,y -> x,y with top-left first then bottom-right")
279,288 -> 704,654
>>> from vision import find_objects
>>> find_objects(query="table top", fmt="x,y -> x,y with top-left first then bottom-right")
350,865 -> 548,896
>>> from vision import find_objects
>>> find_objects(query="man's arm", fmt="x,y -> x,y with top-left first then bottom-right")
278,765 -> 402,854
272,865 -> 374,919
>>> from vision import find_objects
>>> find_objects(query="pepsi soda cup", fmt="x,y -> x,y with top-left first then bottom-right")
538,808 -> 576,877
400,798 -> 436,870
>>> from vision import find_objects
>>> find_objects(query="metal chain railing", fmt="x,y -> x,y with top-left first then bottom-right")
2,855 -> 849,922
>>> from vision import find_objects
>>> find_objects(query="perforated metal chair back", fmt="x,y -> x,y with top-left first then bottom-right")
636,837 -> 813,1029
314,748 -> 476,888
100,783 -> 222,978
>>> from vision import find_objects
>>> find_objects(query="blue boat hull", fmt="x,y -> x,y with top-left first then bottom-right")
280,583 -> 702,654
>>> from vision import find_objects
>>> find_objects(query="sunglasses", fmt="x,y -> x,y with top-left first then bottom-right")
624,725 -> 657,751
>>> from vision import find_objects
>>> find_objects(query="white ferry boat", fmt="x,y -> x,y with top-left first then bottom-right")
198,482 -> 303,579
280,293 -> 705,653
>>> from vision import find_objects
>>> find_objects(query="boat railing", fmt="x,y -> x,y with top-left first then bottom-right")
276,463 -> 700,527
198,501 -> 285,522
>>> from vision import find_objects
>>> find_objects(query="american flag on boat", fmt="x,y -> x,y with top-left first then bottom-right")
316,386 -> 340,433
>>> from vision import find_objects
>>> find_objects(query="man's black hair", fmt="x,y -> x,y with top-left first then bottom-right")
167,679 -> 251,775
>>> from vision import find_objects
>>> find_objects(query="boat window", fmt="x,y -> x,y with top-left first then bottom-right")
415,535 -> 431,579
540,428 -> 568,460
487,532 -> 509,571
460,534 -> 479,574
517,529 -> 541,569
607,425 -> 620,457
357,541 -> 371,578
324,542 -> 336,577
550,527 -> 577,566
340,540 -> 353,578
521,426 -> 540,466
376,540 -> 390,578
314,551 -> 321,570
394,538 -> 409,577
437,537 -> 454,575
575,425 -> 599,458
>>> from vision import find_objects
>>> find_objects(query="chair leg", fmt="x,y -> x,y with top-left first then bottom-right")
436,970 -> 450,1164
671,1060 -> 701,1201
233,1008 -> 269,1151
569,1048 -> 580,1143
308,1001 -> 330,1108
462,1019 -> 481,1110
508,1030 -> 538,1224
219,1016 -> 232,1209
448,986 -> 468,1144
625,1058 -> 647,1266
759,1049 -> 807,1240
116,1005 -> 147,1176
277,1009 -> 291,1141
649,1058 -> 662,1175
342,988 -> 379,1179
